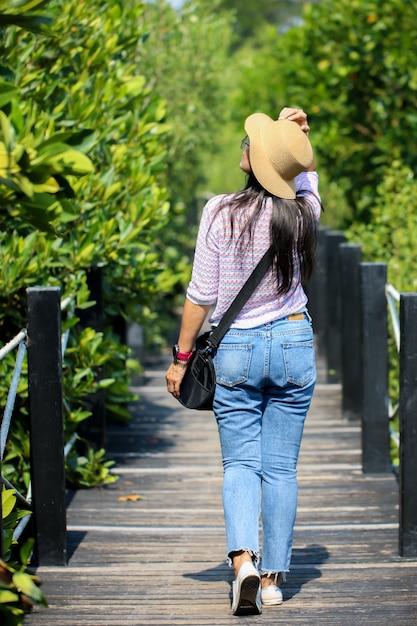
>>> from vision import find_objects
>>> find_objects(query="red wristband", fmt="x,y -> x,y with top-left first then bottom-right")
176,351 -> 193,361
173,344 -> 193,363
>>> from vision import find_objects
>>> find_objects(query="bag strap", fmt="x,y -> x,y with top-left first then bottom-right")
207,245 -> 275,350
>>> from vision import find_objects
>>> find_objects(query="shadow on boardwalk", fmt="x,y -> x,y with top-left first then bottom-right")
25,355 -> 417,625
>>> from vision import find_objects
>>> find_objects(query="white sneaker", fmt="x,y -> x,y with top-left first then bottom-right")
261,583 -> 283,606
231,561 -> 262,616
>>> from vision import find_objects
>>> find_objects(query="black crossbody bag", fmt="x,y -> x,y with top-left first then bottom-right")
178,245 -> 274,410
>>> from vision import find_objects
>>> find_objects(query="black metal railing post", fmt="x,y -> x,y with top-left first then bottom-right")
307,225 -> 329,357
399,293 -> 417,557
27,287 -> 67,566
325,231 -> 346,382
340,243 -> 362,421
359,263 -> 391,473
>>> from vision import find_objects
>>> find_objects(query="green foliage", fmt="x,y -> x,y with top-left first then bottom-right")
2,418 -> 31,497
211,0 -> 417,224
347,162 -> 417,292
140,0 -> 233,205
213,0 -> 306,40
347,161 -> 417,453
298,0 -> 417,220
0,557 -> 48,626
0,0 -> 171,469
0,0 -> 53,36
1,490 -> 31,563
6,0 -> 173,321
0,0 -> 234,568
1,490 -> 46,625
65,446 -> 117,488
133,0 -> 234,343
0,6 -> 175,590
0,108 -> 94,231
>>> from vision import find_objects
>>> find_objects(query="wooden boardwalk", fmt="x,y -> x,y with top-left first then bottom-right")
26,356 -> 417,625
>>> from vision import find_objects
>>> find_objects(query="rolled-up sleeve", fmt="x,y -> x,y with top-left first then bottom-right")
296,171 -> 321,221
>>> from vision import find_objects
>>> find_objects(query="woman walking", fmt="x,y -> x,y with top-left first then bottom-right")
166,107 -> 321,615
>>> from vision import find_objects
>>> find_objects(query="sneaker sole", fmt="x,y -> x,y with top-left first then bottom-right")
233,575 -> 261,616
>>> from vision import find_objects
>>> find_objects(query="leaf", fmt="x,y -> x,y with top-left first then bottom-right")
32,144 -> 94,175
75,242 -> 96,264
0,13 -> 53,36
72,367 -> 93,385
13,571 -> 47,605
13,172 -> 34,197
50,149 -> 94,175
118,494 -> 143,502
33,141 -> 77,160
32,176 -> 60,193
19,538 -> 35,566
68,409 -> 91,424
0,589 -> 20,603
0,0 -> 50,11
96,377 -> 116,389
2,489 -> 16,519
122,75 -> 146,97
0,110 -> 13,149
37,129 -> 97,152
0,81 -> 19,108
18,201 -> 59,233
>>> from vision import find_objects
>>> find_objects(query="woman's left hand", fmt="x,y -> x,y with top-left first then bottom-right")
166,361 -> 189,399
278,107 -> 310,134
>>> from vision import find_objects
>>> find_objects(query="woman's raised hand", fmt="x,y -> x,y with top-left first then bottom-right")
278,107 -> 310,134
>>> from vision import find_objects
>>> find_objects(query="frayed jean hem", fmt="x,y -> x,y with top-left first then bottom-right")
227,549 -> 260,569
260,570 -> 287,584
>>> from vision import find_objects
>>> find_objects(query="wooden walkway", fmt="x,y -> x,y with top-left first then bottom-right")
26,356 -> 417,625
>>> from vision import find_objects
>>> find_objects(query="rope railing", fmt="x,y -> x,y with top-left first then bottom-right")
386,284 -> 400,351
0,329 -> 33,546
0,331 -> 27,461
60,296 -> 79,460
61,294 -> 74,357
13,484 -> 32,542
385,284 -> 400,449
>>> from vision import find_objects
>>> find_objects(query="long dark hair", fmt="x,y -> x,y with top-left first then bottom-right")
215,173 -> 318,296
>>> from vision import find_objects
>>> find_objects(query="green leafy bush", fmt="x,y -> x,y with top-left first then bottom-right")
0,554 -> 48,626
0,0 -> 233,514
347,161 -> 417,464
216,0 -> 417,226
1,489 -> 47,625
0,0 -> 173,496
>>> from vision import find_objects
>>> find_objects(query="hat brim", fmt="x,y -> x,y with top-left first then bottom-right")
245,113 -> 313,199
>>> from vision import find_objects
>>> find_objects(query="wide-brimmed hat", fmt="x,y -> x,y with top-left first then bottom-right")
244,113 -> 314,199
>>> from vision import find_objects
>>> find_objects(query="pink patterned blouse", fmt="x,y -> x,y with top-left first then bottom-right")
186,171 -> 321,328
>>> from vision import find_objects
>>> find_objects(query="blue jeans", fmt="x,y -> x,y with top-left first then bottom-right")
213,313 -> 316,577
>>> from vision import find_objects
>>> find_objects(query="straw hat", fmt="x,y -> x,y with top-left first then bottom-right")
244,113 -> 314,199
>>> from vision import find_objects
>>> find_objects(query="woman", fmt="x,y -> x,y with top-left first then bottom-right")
166,107 -> 321,615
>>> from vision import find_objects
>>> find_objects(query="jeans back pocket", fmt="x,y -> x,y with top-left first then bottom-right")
215,343 -> 252,387
282,340 -> 315,387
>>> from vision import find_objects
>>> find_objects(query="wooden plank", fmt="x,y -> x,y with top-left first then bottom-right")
25,355 -> 417,625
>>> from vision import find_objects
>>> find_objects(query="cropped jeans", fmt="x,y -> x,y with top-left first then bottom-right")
212,313 -> 316,577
